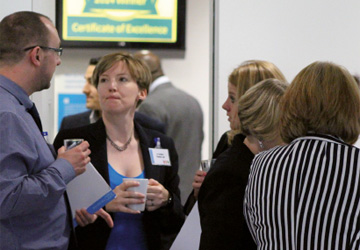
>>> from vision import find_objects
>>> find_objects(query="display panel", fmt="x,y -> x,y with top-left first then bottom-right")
56,0 -> 185,49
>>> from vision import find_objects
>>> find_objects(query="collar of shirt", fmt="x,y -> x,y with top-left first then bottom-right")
149,75 -> 170,93
89,110 -> 101,124
0,74 -> 32,110
295,133 -> 345,145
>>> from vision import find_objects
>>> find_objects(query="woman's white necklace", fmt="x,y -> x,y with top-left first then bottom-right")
106,131 -> 132,152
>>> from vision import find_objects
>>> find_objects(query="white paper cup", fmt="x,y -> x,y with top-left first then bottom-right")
123,178 -> 148,211
64,139 -> 84,150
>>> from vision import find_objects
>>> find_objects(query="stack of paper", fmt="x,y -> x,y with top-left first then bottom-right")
66,162 -> 116,226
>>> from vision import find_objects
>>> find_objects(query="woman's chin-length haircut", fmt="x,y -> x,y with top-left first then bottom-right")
238,78 -> 288,142
280,61 -> 360,144
92,51 -> 152,107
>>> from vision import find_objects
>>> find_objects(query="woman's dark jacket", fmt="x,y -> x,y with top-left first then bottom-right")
54,118 -> 185,250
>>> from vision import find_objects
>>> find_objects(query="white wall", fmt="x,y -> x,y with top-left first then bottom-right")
0,0 -> 212,159
0,1 -> 30,17
213,0 -> 360,145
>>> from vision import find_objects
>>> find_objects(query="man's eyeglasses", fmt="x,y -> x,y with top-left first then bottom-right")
23,45 -> 63,56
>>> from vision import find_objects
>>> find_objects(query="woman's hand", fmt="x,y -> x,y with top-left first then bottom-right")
145,178 -> 169,211
192,170 -> 207,199
75,208 -> 114,228
105,181 -> 146,214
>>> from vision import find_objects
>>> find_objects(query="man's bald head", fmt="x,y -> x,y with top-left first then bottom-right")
133,50 -> 164,82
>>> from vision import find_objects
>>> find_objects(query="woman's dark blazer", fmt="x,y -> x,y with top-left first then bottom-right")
183,131 -> 230,215
197,133 -> 256,250
54,118 -> 185,250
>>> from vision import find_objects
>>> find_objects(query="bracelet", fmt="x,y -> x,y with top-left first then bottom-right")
167,192 -> 173,205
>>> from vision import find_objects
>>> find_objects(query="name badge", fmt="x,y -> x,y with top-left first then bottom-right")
148,148 -> 171,166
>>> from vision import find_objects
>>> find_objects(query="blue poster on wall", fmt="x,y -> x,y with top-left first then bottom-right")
58,94 -> 88,129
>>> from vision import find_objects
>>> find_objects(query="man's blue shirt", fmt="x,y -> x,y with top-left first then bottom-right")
0,75 -> 76,249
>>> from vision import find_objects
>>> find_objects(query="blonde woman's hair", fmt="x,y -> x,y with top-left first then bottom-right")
238,79 -> 288,142
227,60 -> 286,143
280,61 -> 360,144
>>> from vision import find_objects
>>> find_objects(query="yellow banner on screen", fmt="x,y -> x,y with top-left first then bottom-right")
62,0 -> 177,43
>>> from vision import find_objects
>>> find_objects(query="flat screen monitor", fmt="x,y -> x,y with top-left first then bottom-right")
56,0 -> 186,50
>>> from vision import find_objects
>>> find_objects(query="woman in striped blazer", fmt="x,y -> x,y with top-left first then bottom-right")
244,61 -> 360,250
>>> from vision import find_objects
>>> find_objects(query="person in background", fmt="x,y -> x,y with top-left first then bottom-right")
244,61 -> 360,249
54,52 -> 184,250
134,50 -> 204,204
59,57 -> 101,130
0,11 -> 111,250
198,79 -> 288,249
184,60 -> 287,214
59,56 -> 166,133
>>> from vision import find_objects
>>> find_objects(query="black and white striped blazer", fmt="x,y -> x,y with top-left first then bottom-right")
244,134 -> 360,250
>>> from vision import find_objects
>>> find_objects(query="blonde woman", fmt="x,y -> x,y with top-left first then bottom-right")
184,60 -> 286,214
198,79 -> 288,250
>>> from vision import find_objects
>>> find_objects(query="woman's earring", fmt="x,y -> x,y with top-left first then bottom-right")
259,140 -> 264,149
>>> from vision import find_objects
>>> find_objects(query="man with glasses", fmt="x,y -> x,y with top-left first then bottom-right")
0,11 -> 112,249
24,45 -> 63,56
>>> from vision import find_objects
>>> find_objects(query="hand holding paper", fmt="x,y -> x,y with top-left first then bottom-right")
75,208 -> 113,228
64,138 -> 116,227
66,161 -> 116,227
